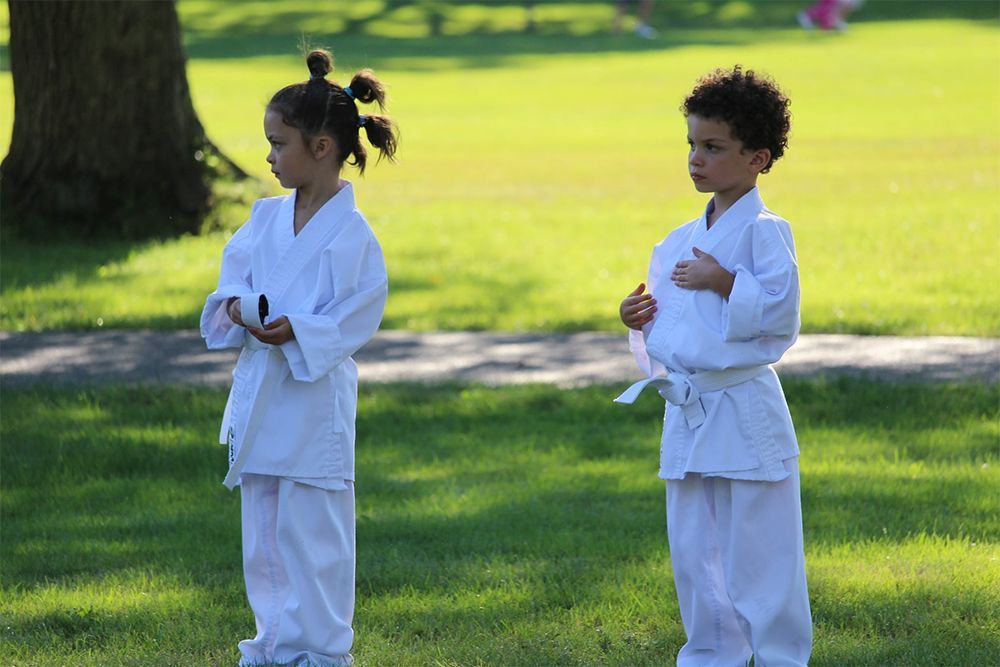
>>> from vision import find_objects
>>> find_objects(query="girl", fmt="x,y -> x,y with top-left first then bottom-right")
201,49 -> 398,667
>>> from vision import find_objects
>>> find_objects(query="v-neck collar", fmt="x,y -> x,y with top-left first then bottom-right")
259,182 -> 356,303
287,181 -> 355,238
689,186 -> 764,250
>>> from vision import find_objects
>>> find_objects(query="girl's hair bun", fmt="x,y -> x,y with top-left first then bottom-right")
306,49 -> 333,80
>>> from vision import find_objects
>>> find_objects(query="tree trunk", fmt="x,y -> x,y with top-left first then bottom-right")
2,0 -> 243,239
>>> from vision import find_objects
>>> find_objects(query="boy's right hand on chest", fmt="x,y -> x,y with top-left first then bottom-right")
226,297 -> 245,327
619,283 -> 657,330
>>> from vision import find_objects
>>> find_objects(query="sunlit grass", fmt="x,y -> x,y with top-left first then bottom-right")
0,7 -> 997,334
1,380 -> 997,665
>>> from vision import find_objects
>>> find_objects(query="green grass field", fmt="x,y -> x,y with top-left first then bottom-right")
1,2 -> 998,335
1,380 -> 997,665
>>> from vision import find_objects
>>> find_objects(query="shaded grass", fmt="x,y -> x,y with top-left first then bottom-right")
0,8 -> 998,335
1,379 -> 997,665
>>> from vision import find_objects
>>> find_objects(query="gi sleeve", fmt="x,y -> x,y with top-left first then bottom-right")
280,224 -> 388,382
722,219 -> 800,342
200,207 -> 258,350
629,243 -> 667,378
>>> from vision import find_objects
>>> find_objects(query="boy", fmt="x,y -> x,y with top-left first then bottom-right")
618,66 -> 812,666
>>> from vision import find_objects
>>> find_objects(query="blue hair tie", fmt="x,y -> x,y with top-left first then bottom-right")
343,86 -> 355,100
309,74 -> 325,82
358,114 -> 367,128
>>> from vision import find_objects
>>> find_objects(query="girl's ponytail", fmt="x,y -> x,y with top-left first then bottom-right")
347,69 -> 387,109
360,114 -> 398,165
348,68 -> 397,173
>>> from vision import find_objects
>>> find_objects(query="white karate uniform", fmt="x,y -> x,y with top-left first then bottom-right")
629,187 -> 812,666
201,183 -> 386,667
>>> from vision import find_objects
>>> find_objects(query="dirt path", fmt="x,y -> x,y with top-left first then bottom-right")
2,331 -> 996,387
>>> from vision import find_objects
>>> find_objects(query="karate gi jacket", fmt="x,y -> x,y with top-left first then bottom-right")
630,187 -> 801,482
201,183 -> 387,489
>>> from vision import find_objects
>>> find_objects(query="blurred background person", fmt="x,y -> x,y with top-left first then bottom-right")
798,0 -> 864,31
614,0 -> 657,38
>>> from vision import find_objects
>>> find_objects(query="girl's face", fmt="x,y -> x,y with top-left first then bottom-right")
264,109 -> 335,190
686,114 -> 766,201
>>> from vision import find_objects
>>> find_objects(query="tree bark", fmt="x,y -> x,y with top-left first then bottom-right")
2,0 -> 242,239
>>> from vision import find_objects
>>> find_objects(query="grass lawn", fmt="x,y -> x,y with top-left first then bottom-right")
1,3 -> 998,335
2,379 -> 997,665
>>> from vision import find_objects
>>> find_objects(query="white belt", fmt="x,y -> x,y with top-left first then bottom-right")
614,365 -> 769,429
242,331 -> 272,351
222,330 -> 282,489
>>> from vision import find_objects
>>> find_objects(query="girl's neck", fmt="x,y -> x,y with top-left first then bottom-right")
295,176 -> 344,213
293,176 -> 344,235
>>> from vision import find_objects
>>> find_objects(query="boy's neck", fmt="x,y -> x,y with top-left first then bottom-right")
707,183 -> 756,228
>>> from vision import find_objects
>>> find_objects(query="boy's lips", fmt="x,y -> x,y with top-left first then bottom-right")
690,173 -> 706,181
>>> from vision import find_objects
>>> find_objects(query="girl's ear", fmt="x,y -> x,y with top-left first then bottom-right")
311,135 -> 336,160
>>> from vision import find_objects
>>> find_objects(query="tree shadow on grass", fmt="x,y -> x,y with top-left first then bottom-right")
1,381 -> 996,663
5,0 -> 993,71
2,380 -> 996,577
182,29 -> 800,69
174,0 -> 1000,66
0,232 -> 209,331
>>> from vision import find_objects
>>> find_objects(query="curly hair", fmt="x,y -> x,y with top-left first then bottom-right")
683,66 -> 791,173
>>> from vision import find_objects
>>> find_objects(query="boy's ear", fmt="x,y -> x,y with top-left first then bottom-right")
748,148 -> 771,174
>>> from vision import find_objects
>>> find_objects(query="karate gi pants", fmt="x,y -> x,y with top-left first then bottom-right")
666,459 -> 811,667
239,474 -> 355,667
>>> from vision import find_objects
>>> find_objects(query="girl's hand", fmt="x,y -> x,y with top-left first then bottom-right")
672,247 -> 734,298
620,282 -> 657,330
226,297 -> 245,327
248,316 -> 295,346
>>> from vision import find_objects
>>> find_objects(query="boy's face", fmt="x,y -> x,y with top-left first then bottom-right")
686,115 -> 766,199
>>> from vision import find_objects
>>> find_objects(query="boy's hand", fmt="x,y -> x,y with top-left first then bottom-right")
226,297 -> 245,327
620,282 -> 657,330
248,316 -> 295,346
672,247 -> 734,298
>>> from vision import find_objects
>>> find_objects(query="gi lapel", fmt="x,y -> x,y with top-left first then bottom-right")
690,187 -> 764,257
645,207 -> 713,354
261,184 -> 356,305
643,189 -> 764,370
250,195 -> 294,292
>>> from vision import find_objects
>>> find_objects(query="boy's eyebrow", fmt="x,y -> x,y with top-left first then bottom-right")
690,135 -> 732,143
